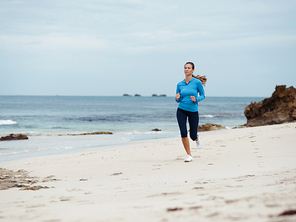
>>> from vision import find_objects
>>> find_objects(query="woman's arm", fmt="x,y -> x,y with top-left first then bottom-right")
175,85 -> 181,103
195,81 -> 205,102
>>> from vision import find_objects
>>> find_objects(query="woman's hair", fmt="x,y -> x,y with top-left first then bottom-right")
185,62 -> 207,86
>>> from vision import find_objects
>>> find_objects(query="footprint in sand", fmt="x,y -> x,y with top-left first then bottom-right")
111,172 -> 122,176
175,156 -> 183,160
26,204 -> 46,209
60,196 -> 73,201
42,175 -> 61,182
193,155 -> 200,158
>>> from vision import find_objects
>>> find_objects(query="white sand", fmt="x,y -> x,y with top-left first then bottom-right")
1,123 -> 296,222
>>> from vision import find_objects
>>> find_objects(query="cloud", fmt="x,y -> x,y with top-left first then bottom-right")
0,34 -> 108,51
1,0 -> 294,51
0,0 -> 295,96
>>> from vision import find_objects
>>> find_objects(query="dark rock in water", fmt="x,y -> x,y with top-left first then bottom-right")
68,132 -> 113,136
159,94 -> 167,97
134,94 -> 141,97
0,134 -> 29,141
244,85 -> 296,127
198,123 -> 225,131
152,94 -> 158,97
123,94 -> 131,97
151,128 -> 161,131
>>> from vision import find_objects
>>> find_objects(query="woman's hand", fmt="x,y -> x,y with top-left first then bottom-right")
190,96 -> 196,102
176,93 -> 181,100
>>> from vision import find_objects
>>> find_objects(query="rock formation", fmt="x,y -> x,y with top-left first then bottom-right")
0,134 -> 29,141
67,132 -> 113,136
151,128 -> 161,131
198,123 -> 225,131
244,85 -> 296,127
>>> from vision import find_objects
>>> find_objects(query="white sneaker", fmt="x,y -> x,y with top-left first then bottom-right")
184,155 -> 193,162
196,140 -> 202,149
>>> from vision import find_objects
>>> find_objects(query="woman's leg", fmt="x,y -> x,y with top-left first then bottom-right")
188,111 -> 202,148
188,111 -> 199,141
176,109 -> 191,156
181,137 -> 191,156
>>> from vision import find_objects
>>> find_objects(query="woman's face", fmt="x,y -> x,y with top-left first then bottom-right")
184,64 -> 194,76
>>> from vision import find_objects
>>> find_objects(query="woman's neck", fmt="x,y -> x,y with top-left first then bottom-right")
185,75 -> 193,84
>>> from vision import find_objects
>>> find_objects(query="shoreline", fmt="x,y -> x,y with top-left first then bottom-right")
0,131 -> 180,163
1,123 -> 296,221
0,123 -> 242,163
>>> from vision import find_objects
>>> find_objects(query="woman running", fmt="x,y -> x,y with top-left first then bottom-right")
175,62 -> 207,162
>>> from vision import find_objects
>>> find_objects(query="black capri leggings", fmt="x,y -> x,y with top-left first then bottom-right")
176,108 -> 199,141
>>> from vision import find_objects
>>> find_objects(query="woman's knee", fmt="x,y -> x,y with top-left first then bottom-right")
181,130 -> 188,138
189,129 -> 197,141
190,134 -> 197,141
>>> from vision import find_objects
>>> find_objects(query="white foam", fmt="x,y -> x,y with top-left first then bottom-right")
0,120 -> 17,125
200,115 -> 214,118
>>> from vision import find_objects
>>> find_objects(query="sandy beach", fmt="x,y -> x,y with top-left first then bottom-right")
1,122 -> 296,222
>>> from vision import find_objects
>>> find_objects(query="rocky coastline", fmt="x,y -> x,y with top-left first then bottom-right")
244,85 -> 296,127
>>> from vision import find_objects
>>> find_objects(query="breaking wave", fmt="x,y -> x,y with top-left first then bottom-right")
0,120 -> 17,125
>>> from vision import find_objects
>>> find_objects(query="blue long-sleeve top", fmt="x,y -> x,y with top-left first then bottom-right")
175,77 -> 205,112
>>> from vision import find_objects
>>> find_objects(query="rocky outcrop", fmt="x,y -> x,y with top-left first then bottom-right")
151,128 -> 161,131
67,132 -> 113,136
244,85 -> 296,127
0,134 -> 29,141
198,123 -> 225,131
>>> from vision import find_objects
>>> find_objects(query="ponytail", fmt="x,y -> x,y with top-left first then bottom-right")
193,74 -> 207,86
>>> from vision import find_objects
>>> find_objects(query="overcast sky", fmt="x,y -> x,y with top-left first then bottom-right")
1,0 -> 295,97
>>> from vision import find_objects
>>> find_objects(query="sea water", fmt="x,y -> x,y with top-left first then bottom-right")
0,96 -> 263,161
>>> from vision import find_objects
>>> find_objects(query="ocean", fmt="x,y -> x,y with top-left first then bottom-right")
0,96 -> 264,162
